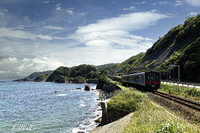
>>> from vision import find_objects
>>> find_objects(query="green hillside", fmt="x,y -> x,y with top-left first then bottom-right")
104,53 -> 145,75
15,70 -> 53,81
33,74 -> 50,82
46,64 -> 98,83
97,63 -> 119,72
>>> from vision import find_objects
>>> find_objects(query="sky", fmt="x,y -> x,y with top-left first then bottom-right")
0,0 -> 199,79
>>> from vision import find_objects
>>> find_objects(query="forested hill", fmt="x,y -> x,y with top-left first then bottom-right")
15,70 -> 53,82
46,64 -> 98,83
103,14 -> 200,82
15,65 -> 98,83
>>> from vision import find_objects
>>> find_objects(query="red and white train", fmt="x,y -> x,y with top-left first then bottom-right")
121,71 -> 160,90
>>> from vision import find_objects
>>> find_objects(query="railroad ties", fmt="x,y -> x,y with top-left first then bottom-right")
152,91 -> 200,111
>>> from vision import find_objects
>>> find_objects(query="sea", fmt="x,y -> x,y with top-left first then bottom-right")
0,80 -> 100,133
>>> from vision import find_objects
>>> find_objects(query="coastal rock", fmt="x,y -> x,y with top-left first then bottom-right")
102,83 -> 121,94
14,77 -> 32,82
52,91 -> 60,93
95,117 -> 102,123
84,85 -> 90,91
97,114 -> 101,117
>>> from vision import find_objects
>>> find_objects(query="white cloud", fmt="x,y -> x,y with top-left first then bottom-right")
175,0 -> 184,6
133,1 -> 146,5
56,3 -> 61,11
186,0 -> 200,6
123,6 -> 136,11
188,12 -> 197,16
66,8 -> 74,15
175,0 -> 200,6
71,11 -> 168,49
75,11 -> 168,35
0,27 -> 66,40
55,3 -> 74,15
0,9 -> 8,12
44,25 -> 64,30
0,57 -> 63,79
152,1 -> 168,5
79,12 -> 86,16
44,1 -> 50,4
159,1 -> 168,5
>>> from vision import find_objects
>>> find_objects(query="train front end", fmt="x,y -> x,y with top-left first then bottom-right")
145,72 -> 160,90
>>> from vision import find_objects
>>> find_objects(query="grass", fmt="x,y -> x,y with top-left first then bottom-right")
107,90 -> 148,114
104,78 -> 200,132
158,84 -> 200,101
106,85 -> 200,132
123,102 -> 200,133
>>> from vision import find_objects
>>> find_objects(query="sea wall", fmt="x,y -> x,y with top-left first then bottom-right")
96,78 -> 122,126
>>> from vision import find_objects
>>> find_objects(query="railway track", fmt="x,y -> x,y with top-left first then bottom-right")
151,91 -> 200,111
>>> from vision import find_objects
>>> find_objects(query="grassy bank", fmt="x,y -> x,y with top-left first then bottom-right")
107,89 -> 148,114
158,84 -> 200,101
124,102 -> 200,132
106,88 -> 200,132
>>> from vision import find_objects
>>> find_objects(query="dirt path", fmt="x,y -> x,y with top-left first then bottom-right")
90,113 -> 134,133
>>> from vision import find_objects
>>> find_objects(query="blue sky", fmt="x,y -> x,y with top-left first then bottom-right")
0,0 -> 199,79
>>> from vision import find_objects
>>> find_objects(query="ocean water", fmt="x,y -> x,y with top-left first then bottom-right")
0,80 -> 100,133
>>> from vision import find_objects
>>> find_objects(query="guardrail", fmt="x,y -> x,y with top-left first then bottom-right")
161,80 -> 200,89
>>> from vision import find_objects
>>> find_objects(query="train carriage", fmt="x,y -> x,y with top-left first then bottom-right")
121,71 -> 160,90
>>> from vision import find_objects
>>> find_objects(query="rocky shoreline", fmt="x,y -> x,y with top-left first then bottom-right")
89,79 -> 125,133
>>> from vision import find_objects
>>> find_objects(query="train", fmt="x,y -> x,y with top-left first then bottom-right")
121,71 -> 160,90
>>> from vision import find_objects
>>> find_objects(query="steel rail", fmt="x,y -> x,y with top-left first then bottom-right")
152,91 -> 200,111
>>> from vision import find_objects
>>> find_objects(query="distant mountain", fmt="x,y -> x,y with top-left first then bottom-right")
15,70 -> 53,82
101,14 -> 200,82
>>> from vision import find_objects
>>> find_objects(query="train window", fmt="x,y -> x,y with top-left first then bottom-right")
146,73 -> 149,80
148,73 -> 154,80
155,73 -> 160,81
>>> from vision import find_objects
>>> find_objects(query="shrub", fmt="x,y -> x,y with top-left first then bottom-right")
156,121 -> 186,133
159,84 -> 200,101
107,90 -> 148,114
185,88 -> 200,97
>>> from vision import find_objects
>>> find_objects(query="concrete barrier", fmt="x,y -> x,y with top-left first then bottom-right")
100,102 -> 108,125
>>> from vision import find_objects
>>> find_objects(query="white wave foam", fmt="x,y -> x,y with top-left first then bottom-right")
72,128 -> 87,133
56,94 -> 67,97
79,103 -> 86,107
73,106 -> 100,133
78,116 -> 98,133
79,100 -> 86,107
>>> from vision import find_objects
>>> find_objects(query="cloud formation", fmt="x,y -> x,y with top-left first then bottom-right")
0,57 -> 63,79
175,0 -> 184,6
66,8 -> 74,15
0,27 -> 66,40
188,12 -> 197,16
75,11 -> 167,34
123,6 -> 136,11
0,11 -> 169,79
44,25 -> 64,30
71,11 -> 168,49
186,0 -> 200,6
